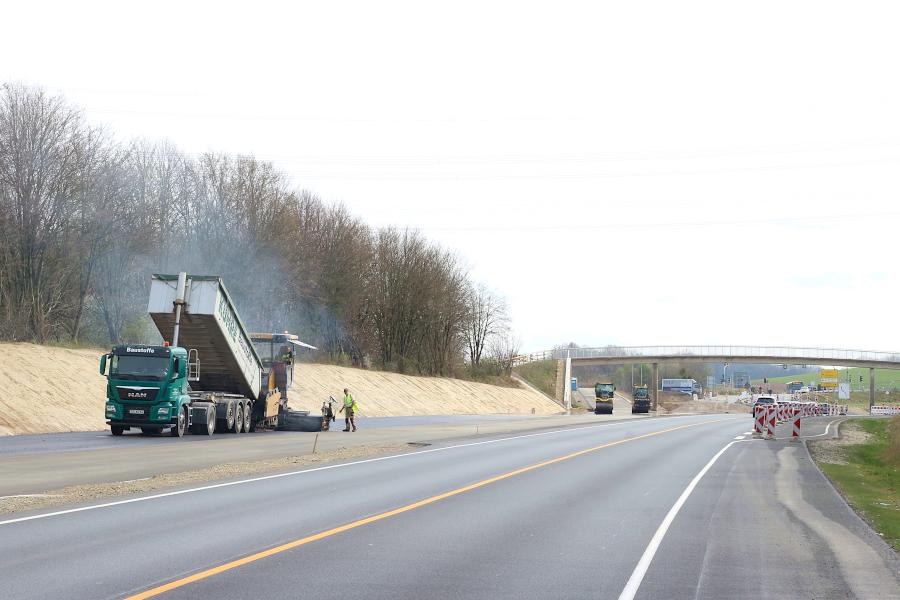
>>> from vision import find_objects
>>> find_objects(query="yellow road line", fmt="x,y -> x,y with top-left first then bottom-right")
127,418 -> 725,599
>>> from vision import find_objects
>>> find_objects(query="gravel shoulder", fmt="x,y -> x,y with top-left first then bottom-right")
808,420 -> 872,465
0,441 -> 409,516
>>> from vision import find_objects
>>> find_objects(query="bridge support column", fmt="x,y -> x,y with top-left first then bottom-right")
563,353 -> 572,414
652,362 -> 659,412
870,367 -> 876,410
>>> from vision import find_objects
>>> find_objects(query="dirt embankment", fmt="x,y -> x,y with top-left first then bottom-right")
0,343 -> 108,435
289,363 -> 562,417
0,343 -> 561,436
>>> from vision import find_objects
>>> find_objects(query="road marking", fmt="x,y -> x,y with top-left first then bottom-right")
618,439 -> 739,600
0,415 -> 735,527
774,418 -> 844,441
803,418 -> 842,438
733,435 -> 745,440
125,418 -> 728,599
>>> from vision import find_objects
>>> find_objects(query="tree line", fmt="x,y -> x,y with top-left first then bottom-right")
0,83 -> 516,377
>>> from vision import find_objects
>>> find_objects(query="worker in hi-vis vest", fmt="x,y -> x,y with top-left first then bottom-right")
339,388 -> 358,432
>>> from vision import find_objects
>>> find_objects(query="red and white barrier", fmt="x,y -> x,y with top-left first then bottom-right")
791,408 -> 801,441
871,406 -> 900,416
765,404 -> 776,440
753,405 -> 765,437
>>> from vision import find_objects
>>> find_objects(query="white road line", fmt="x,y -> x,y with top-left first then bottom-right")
734,436 -> 745,440
774,418 -> 844,441
0,415 -> 736,527
618,440 -> 738,600
804,418 -> 841,438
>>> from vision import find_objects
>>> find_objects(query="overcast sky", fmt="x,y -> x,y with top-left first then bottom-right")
3,1 -> 899,352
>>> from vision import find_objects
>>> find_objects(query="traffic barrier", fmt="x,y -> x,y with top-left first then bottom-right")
753,405 -> 765,438
765,404 -> 776,440
871,406 -> 900,416
791,407 -> 801,441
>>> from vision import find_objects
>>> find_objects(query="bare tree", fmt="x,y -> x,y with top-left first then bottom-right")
464,283 -> 508,366
0,82 -> 520,380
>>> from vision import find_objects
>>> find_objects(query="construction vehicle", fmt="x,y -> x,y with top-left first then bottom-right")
594,382 -> 615,414
102,273 -> 308,437
632,384 -> 651,413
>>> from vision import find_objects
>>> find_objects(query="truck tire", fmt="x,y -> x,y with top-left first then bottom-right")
219,402 -> 235,433
171,406 -> 187,437
242,402 -> 252,433
111,425 -> 125,436
231,404 -> 243,434
191,406 -> 216,435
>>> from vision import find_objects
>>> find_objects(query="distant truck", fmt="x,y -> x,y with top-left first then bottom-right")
102,273 -> 306,437
786,381 -> 804,394
594,382 -> 615,414
661,378 -> 701,396
632,384 -> 650,414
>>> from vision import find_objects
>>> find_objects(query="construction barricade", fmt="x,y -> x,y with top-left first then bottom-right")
765,404 -> 776,440
753,405 -> 765,438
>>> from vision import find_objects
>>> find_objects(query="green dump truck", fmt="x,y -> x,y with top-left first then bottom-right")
102,273 -> 306,437
632,384 -> 651,414
594,382 -> 615,414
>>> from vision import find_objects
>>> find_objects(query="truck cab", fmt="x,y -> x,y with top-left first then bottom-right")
102,344 -> 191,436
632,384 -> 651,414
594,382 -> 615,415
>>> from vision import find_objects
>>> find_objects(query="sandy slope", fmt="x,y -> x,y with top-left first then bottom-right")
0,344 -> 561,435
0,343 -> 108,435
289,363 -> 562,417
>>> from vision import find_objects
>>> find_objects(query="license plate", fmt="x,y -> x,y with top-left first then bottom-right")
129,409 -> 145,415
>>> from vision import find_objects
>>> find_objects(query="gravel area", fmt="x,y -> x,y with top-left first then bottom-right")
808,420 -> 872,466
0,441 -> 409,515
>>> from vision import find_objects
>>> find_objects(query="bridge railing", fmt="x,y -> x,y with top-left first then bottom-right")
513,345 -> 900,366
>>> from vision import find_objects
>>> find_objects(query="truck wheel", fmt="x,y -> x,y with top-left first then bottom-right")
208,406 -> 217,434
231,404 -> 243,434
199,406 -> 215,435
224,404 -> 235,432
111,425 -> 125,436
243,403 -> 252,433
170,406 -> 187,437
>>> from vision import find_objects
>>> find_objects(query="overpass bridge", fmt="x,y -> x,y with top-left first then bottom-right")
513,345 -> 900,410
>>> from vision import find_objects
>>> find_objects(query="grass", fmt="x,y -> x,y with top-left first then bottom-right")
514,359 -> 558,399
761,368 -> 900,390
816,418 -> 900,551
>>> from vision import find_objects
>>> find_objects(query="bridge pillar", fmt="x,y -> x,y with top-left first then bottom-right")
652,362 -> 659,411
870,367 -> 876,410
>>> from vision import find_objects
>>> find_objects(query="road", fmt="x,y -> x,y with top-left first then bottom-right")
2,414 -> 898,599
0,413 -> 649,496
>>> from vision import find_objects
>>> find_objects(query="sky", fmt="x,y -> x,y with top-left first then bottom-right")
3,1 -> 899,352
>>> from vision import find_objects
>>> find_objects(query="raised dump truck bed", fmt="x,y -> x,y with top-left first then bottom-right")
148,274 -> 262,400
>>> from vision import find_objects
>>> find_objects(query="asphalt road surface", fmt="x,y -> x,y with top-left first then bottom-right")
2,414 -> 898,599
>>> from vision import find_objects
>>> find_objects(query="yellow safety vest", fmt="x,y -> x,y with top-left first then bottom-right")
343,394 -> 356,410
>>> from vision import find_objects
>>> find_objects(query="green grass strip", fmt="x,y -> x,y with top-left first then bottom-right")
817,419 -> 900,551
